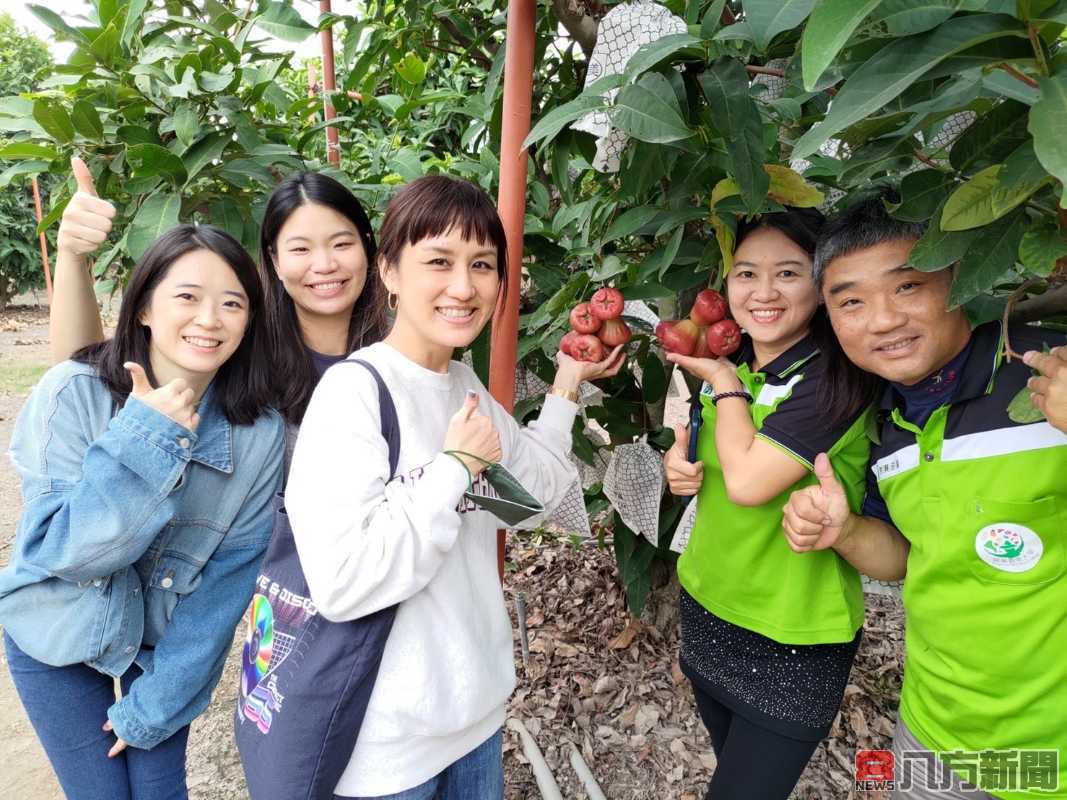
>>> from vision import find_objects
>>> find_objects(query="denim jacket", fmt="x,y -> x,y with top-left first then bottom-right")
0,360 -> 283,749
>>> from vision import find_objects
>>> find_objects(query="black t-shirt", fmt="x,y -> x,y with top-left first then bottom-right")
309,348 -> 347,380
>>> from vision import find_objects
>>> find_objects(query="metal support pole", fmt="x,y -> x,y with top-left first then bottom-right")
490,0 -> 536,580
319,0 -> 341,166
31,176 -> 52,301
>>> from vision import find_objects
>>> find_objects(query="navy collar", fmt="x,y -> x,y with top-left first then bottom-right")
738,333 -> 819,379
878,322 -> 1000,412
188,381 -> 233,474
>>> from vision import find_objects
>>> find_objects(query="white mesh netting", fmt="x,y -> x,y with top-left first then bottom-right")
572,0 -> 687,173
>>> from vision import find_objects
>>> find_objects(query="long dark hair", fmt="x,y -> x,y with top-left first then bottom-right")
375,175 -> 509,308
259,172 -> 387,425
74,224 -> 272,425
734,207 -> 881,430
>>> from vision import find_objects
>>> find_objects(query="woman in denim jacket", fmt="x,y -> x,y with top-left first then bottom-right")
0,223 -> 284,800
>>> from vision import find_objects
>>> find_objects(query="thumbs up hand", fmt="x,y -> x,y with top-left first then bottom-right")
781,453 -> 851,552
125,362 -> 200,432
664,423 -> 703,496
57,157 -> 117,257
442,391 -> 501,476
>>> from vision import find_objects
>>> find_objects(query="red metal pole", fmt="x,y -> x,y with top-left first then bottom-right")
31,176 -> 52,301
319,0 -> 341,166
490,0 -> 536,580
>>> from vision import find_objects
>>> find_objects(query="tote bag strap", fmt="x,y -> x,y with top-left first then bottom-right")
339,359 -> 401,477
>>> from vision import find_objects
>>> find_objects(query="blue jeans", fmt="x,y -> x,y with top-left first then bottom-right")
336,728 -> 504,800
4,631 -> 190,800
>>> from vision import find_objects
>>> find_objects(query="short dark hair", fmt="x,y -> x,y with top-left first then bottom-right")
735,206 -> 826,256
259,172 -> 387,425
74,224 -> 272,425
811,196 -> 923,428
376,175 -> 508,300
813,194 -> 925,289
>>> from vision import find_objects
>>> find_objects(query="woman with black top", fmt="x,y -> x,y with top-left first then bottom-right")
663,208 -> 881,799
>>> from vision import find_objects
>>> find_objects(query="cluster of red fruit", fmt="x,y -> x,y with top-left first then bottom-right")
655,289 -> 742,357
561,287 -> 632,362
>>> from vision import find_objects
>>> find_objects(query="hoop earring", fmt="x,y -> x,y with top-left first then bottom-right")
387,292 -> 398,311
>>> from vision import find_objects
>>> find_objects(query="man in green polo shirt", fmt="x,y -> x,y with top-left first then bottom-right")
781,197 -> 1067,800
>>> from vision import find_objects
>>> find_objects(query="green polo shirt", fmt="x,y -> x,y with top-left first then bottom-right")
867,323 -> 1067,799
677,335 -> 870,645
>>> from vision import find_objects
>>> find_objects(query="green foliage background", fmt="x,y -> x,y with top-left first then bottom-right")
0,11 -> 54,305
3,0 -> 1065,614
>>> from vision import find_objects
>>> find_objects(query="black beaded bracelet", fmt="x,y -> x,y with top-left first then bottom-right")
711,390 -> 752,405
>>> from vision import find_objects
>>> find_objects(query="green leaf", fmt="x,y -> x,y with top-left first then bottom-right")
1027,0 -> 1067,22
801,0 -> 883,90
641,351 -> 668,405
0,142 -> 60,161
121,0 -> 149,47
612,72 -> 694,144
909,199 -> 981,271
603,206 -> 659,244
793,14 -> 1026,159
699,59 -> 768,212
622,33 -> 703,81
0,160 -> 50,188
394,52 -> 427,85
700,0 -> 729,38
1019,221 -> 1067,276
199,70 -> 239,93
1007,385 -> 1046,423
71,100 -> 103,141
27,4 -> 90,45
764,165 -> 824,208
255,1 -> 316,42
90,21 -> 121,67
941,164 -> 1048,231
117,125 -> 160,146
895,169 -> 950,222
522,94 -> 605,150
37,197 -> 70,236
949,100 -> 1030,173
592,255 -> 628,281
871,0 -> 955,36
127,143 -> 188,185
1029,72 -> 1067,207
32,100 -> 76,144
742,0 -> 819,52
657,226 -> 685,279
127,192 -> 182,262
949,211 -> 1025,306
172,105 -> 200,148
182,132 -> 229,183
622,283 -> 674,300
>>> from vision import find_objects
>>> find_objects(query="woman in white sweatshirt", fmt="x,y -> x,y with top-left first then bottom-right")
285,175 -> 621,799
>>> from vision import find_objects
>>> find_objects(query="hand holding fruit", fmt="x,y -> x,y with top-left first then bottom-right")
666,351 -> 741,393
655,289 -> 741,358
58,157 -> 116,258
556,344 -> 626,393
664,423 -> 703,496
561,286 -> 632,363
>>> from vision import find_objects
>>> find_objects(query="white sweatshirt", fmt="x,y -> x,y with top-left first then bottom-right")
285,342 -> 579,796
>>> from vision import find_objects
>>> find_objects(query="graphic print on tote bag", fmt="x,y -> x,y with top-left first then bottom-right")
238,577 -> 320,733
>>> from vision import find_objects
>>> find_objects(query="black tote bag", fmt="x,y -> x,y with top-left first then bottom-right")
235,359 -> 399,800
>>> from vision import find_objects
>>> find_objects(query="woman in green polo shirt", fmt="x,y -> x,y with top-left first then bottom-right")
663,208 -> 880,799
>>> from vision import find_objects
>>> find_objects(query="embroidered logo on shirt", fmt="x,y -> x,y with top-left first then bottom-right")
975,524 -> 1044,573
